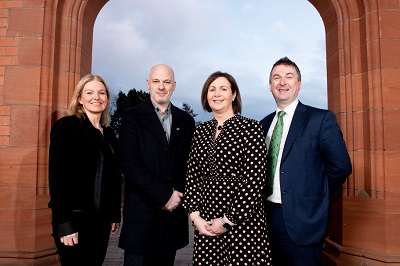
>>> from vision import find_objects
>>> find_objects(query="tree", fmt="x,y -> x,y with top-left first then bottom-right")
181,102 -> 201,126
109,89 -> 201,136
109,89 -> 150,136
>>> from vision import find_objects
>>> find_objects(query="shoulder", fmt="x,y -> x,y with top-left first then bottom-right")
298,102 -> 325,113
123,101 -> 148,115
196,119 -> 213,129
56,114 -> 79,123
171,104 -> 195,123
171,104 -> 194,120
300,103 -> 333,119
296,103 -> 341,130
230,116 -> 266,144
234,115 -> 261,127
52,115 -> 80,129
193,120 -> 213,136
235,115 -> 264,132
236,115 -> 259,124
120,100 -> 154,125
302,103 -> 325,112
50,115 -> 81,140
260,111 -> 275,125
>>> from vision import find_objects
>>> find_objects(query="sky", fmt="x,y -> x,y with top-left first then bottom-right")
92,0 -> 327,123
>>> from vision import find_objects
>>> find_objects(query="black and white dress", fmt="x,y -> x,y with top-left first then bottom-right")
184,115 -> 272,265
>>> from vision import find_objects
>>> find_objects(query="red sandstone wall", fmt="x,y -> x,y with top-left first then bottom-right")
309,0 -> 400,264
0,0 -> 107,265
0,0 -> 399,265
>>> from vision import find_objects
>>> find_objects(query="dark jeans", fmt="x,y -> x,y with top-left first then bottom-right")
123,250 -> 176,266
266,204 -> 323,266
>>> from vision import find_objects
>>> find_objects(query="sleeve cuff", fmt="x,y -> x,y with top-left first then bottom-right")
56,221 -> 74,237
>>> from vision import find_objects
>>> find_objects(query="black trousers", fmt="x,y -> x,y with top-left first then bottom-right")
266,204 -> 323,266
52,211 -> 111,266
123,250 -> 176,266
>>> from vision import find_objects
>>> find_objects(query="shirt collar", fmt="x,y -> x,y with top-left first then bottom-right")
151,101 -> 171,116
276,99 -> 298,117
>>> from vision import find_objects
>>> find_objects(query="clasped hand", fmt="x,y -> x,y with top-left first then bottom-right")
193,217 -> 227,236
163,190 -> 183,212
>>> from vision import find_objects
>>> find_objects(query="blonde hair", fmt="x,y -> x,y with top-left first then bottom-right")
67,74 -> 111,126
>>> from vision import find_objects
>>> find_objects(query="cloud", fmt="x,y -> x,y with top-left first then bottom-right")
93,0 -> 327,122
243,3 -> 254,13
272,21 -> 287,31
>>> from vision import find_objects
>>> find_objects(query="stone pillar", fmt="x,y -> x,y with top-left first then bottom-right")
309,0 -> 400,264
0,0 -> 399,265
0,0 -> 107,264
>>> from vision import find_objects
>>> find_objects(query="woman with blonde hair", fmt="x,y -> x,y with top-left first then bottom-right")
48,74 -> 121,265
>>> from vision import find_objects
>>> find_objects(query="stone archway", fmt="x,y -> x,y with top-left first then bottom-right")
0,0 -> 399,265
309,1 -> 400,264
0,1 -> 107,264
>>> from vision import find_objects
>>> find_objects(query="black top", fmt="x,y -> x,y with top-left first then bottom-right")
48,114 -> 121,237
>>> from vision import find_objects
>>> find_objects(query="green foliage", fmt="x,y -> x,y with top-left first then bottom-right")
181,102 -> 198,118
181,102 -> 201,126
109,89 -> 201,136
109,89 -> 150,136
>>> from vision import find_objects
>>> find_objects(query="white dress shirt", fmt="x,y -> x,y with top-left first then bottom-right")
267,99 -> 299,203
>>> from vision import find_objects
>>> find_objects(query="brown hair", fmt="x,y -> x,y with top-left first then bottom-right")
269,56 -> 302,83
67,74 -> 111,126
200,71 -> 242,114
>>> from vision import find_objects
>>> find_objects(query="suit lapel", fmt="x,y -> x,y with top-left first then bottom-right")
260,112 -> 274,133
169,105 -> 186,146
281,102 -> 307,163
139,100 -> 169,147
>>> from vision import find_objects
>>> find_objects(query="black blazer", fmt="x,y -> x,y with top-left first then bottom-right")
260,102 -> 352,245
118,99 -> 195,254
48,114 -> 121,237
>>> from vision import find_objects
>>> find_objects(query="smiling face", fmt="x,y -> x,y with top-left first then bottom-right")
207,77 -> 236,115
79,80 -> 109,116
269,64 -> 301,109
146,64 -> 176,109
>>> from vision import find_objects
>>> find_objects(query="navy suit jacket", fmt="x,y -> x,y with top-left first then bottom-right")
260,102 -> 352,245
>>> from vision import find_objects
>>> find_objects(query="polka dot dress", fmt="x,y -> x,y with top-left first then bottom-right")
183,115 -> 272,265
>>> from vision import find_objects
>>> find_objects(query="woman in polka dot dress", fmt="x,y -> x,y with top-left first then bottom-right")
183,71 -> 272,265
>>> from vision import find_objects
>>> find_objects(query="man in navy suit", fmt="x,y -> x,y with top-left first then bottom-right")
260,57 -> 352,266
118,64 -> 195,266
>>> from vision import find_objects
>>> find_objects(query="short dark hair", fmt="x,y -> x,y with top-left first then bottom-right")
201,71 -> 242,114
269,57 -> 301,83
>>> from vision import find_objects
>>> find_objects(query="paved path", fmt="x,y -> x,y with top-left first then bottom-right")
103,220 -> 194,266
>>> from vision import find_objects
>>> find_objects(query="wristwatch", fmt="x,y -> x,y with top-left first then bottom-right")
221,216 -> 232,230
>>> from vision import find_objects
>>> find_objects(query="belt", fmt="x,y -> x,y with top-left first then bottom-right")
267,201 -> 282,208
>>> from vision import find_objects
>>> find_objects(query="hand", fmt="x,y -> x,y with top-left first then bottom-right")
164,190 -> 183,212
193,217 -> 219,237
205,218 -> 227,236
60,232 -> 78,246
110,223 -> 120,235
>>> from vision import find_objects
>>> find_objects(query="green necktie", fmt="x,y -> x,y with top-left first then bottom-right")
265,110 -> 286,198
